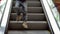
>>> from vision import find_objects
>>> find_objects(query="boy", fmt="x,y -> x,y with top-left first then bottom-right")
14,0 -> 28,28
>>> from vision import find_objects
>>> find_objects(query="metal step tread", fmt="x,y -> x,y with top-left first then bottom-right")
10,13 -> 46,21
12,7 -> 43,13
27,13 -> 44,15
11,13 -> 44,15
13,1 -> 41,7
13,7 -> 42,9
8,30 -> 50,34
9,21 -> 48,30
27,1 -> 40,3
27,1 -> 41,7
10,21 -> 47,23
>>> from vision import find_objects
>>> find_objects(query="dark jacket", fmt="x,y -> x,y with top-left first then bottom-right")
17,0 -> 26,2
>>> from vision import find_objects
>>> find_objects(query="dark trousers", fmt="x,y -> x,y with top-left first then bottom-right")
15,0 -> 27,21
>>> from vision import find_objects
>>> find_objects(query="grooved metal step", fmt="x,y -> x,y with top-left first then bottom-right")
27,1 -> 41,7
9,21 -> 48,30
13,1 -> 41,7
10,13 -> 46,21
8,30 -> 50,34
12,7 -> 43,13
28,7 -> 43,13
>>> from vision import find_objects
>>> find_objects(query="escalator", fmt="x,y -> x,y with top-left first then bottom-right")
8,0 -> 51,34
0,0 -> 60,34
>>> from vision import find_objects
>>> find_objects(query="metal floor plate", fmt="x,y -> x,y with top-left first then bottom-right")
8,30 -> 50,34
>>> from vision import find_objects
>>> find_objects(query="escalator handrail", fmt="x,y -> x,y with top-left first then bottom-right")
0,0 -> 12,34
0,0 -> 8,26
40,0 -> 60,34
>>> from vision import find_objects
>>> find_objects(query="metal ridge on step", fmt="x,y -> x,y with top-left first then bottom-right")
10,21 -> 47,23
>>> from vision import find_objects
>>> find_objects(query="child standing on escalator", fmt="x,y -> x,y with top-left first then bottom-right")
14,0 -> 28,28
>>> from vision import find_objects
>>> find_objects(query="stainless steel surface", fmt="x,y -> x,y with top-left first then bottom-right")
9,21 -> 48,30
12,7 -> 43,13
8,30 -> 50,34
10,13 -> 46,21
13,1 -> 41,7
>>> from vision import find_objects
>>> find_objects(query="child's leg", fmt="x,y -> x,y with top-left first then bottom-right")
15,1 -> 22,21
22,2 -> 27,21
21,2 -> 28,28
19,2 -> 27,21
16,9 -> 22,21
15,0 -> 20,7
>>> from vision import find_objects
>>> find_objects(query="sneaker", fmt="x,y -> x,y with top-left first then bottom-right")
22,21 -> 28,28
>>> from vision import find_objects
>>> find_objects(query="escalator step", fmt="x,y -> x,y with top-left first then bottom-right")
28,7 -> 43,13
12,7 -> 43,13
27,1 -> 41,7
10,13 -> 46,21
13,1 -> 41,7
8,30 -> 50,34
9,21 -> 48,30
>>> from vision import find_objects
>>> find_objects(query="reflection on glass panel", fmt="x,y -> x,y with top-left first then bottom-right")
53,0 -> 60,28
0,0 -> 7,23
47,0 -> 60,29
53,0 -> 60,13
